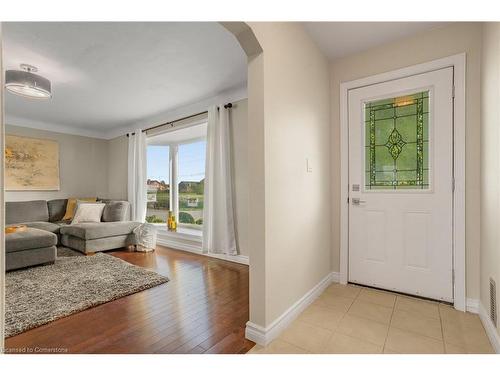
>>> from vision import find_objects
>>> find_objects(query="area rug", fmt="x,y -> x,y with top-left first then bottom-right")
5,252 -> 169,337
57,246 -> 83,258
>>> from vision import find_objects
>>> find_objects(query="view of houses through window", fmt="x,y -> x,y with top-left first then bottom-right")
146,132 -> 206,231
178,141 -> 206,227
146,145 -> 170,224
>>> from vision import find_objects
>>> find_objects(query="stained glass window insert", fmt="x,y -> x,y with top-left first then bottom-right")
364,91 -> 429,190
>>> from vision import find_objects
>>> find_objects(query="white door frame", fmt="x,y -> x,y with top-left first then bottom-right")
339,53 -> 466,311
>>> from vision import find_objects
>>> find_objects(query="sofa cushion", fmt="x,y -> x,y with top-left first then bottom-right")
5,228 -> 58,253
47,199 -> 68,222
22,221 -> 63,234
60,221 -> 141,240
6,200 -> 49,225
102,201 -> 130,222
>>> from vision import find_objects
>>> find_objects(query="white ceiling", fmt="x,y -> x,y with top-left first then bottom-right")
3,22 -> 247,138
303,22 -> 447,60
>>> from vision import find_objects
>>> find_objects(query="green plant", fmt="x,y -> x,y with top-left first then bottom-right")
146,215 -> 165,223
179,211 -> 195,224
154,191 -> 170,209
195,218 -> 203,225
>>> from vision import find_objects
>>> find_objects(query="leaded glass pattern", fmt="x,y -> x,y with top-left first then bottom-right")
364,91 -> 429,190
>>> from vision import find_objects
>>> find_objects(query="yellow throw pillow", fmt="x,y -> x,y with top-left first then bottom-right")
62,197 -> 97,221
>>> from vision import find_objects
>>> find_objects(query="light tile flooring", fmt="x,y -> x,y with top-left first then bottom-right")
248,283 -> 495,354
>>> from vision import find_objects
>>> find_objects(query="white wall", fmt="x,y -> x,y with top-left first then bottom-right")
330,22 -> 482,300
5,124 -> 109,201
480,22 -> 500,339
248,22 -> 331,326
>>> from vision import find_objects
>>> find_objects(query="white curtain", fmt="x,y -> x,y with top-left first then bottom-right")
127,129 -> 147,222
202,106 -> 237,255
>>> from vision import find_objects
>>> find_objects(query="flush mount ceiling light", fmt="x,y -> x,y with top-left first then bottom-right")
5,64 -> 52,99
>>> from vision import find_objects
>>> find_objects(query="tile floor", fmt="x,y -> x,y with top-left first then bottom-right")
248,283 -> 495,354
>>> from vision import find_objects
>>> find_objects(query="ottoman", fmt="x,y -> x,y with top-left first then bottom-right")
5,227 -> 57,271
60,221 -> 140,254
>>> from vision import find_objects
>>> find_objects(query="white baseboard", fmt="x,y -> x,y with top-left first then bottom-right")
245,271 -> 335,346
331,271 -> 340,283
203,252 -> 249,265
466,298 -> 479,314
156,237 -> 249,265
478,303 -> 500,354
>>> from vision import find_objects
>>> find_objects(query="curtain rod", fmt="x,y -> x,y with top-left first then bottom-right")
126,102 -> 233,137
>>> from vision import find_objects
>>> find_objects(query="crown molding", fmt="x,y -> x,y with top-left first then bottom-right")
5,114 -> 108,139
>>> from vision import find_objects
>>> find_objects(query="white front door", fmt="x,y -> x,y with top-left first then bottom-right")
348,67 -> 454,302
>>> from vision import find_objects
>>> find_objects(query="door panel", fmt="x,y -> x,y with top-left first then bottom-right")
364,210 -> 387,263
348,67 -> 454,302
403,211 -> 431,270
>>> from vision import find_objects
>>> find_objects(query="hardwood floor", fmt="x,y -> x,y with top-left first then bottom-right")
5,246 -> 254,354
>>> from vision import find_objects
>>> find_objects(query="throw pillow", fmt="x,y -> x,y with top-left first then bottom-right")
102,201 -> 129,222
71,203 -> 105,225
62,197 -> 97,221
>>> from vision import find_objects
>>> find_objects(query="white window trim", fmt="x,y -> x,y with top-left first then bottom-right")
155,226 -> 248,265
170,143 -> 179,220
339,53 -> 466,311
155,225 -> 202,241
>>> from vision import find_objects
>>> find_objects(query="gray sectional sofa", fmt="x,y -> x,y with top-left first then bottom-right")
5,199 -> 141,271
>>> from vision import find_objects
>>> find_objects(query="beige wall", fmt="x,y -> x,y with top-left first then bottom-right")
5,125 -> 109,202
330,22 -> 482,300
246,50 -> 266,325
107,135 -> 128,200
480,22 -> 500,336
249,22 -> 331,325
4,125 -> 128,202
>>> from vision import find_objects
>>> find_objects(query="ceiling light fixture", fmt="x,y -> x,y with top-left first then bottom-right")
5,64 -> 52,99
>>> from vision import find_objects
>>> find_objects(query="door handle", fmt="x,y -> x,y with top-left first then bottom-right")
351,198 -> 366,205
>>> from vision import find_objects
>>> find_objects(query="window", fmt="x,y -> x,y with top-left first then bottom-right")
146,122 -> 207,231
178,141 -> 206,227
146,145 -> 170,223
364,91 -> 429,190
